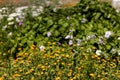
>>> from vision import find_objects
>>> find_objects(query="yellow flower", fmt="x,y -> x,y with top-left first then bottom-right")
8,50 -> 11,53
44,54 -> 48,58
117,75 -> 120,79
61,62 -> 65,65
25,68 -> 34,75
68,63 -> 72,66
20,60 -> 25,64
92,46 -> 96,50
53,62 -> 57,65
0,77 -> 4,80
41,66 -> 45,69
89,73 -> 95,77
13,74 -> 21,77
57,71 -> 62,76
31,76 -> 35,80
91,54 -> 98,59
57,60 -> 60,62
97,74 -> 101,78
18,48 -> 22,51
31,45 -> 36,50
19,69 -> 22,72
52,42 -> 56,45
68,72 -> 72,76
55,77 -> 60,80
80,47 -> 84,50
55,53 -> 59,57
56,51 -> 60,53
0,42 -> 3,44
73,44 -> 77,46
37,64 -> 41,67
66,54 -> 70,58
48,42 -> 51,44
41,72 -> 44,75
61,48 -> 65,52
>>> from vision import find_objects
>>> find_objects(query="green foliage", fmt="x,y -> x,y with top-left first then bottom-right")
0,0 -> 120,59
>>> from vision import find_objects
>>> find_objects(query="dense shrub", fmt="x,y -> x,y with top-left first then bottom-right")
0,0 -> 120,59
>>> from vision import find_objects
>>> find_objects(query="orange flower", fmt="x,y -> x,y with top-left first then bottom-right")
0,77 -> 4,80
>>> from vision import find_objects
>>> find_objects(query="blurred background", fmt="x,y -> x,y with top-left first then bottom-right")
0,0 -> 119,10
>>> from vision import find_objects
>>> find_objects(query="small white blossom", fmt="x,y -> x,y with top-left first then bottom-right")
32,11 -> 39,17
39,46 -> 45,51
0,9 -> 2,13
7,17 -> 14,21
37,7 -> 43,13
81,18 -> 87,23
53,8 -> 57,12
47,32 -> 52,37
96,50 -> 102,56
86,35 -> 91,40
69,40 -> 73,45
67,16 -> 70,20
77,39 -> 81,46
2,25 -> 7,31
118,50 -> 120,55
1,7 -> 8,11
118,37 -> 120,40
8,32 -> 12,37
9,13 -> 18,18
8,22 -> 14,25
15,6 -> 28,13
110,48 -> 117,54
104,31 -> 113,38
65,35 -> 73,39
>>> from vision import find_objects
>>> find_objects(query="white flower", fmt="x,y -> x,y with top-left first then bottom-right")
104,31 -> 113,38
8,22 -> 14,25
118,37 -> 120,40
9,13 -> 18,18
1,7 -> 8,10
8,32 -> 12,37
77,39 -> 81,46
81,18 -> 87,23
15,6 -> 28,13
37,6 -> 43,12
69,40 -> 73,45
67,16 -> 70,20
47,32 -> 52,37
39,46 -> 45,51
95,50 -> 102,56
2,25 -> 7,31
0,9 -> 2,13
65,35 -> 73,39
7,17 -> 14,21
32,11 -> 39,17
110,48 -> 117,54
112,0 -> 120,11
118,50 -> 120,55
86,35 -> 91,40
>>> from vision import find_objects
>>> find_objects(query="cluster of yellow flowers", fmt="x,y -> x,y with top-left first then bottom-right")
0,41 -> 120,80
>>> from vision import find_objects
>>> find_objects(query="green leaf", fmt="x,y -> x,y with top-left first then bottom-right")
106,45 -> 111,50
